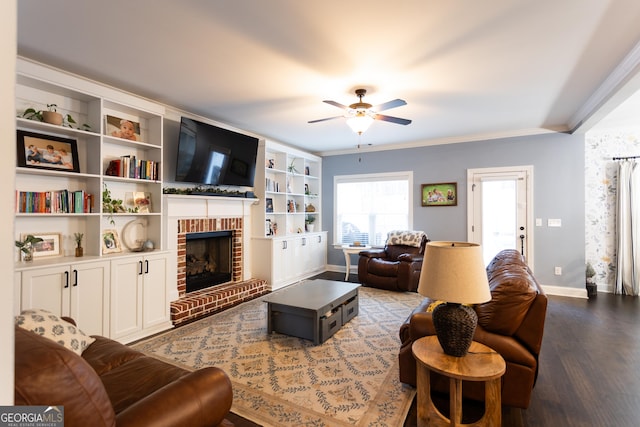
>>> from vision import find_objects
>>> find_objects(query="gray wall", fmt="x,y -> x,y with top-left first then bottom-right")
322,132 -> 585,290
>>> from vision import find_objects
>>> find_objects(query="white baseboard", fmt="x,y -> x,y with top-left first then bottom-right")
541,284 -> 588,299
326,264 -> 346,273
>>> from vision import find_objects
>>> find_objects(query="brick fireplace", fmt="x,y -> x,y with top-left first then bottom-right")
166,196 -> 269,326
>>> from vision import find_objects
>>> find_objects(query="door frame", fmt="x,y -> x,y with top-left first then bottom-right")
467,165 -> 534,270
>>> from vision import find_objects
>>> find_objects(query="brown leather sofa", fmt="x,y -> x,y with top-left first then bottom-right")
358,232 -> 428,292
15,319 -> 234,427
398,249 -> 547,409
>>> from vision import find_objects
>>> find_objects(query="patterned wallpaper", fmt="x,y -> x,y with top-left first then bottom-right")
585,130 -> 640,292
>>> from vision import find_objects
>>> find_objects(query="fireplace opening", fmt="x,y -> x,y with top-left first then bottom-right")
186,230 -> 233,293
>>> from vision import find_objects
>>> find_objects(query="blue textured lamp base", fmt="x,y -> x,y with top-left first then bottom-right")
432,302 -> 477,357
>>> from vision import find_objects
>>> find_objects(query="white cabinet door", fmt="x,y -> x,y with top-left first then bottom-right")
110,257 -> 143,340
69,261 -> 111,337
297,236 -> 310,278
110,253 -> 170,342
308,233 -> 326,273
20,265 -> 70,318
272,238 -> 289,289
142,253 -> 169,329
19,261 -> 110,336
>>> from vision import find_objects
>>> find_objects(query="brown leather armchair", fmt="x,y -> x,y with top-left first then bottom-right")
358,230 -> 428,292
398,249 -> 547,409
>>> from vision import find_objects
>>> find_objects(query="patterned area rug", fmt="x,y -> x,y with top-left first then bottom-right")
132,283 -> 423,427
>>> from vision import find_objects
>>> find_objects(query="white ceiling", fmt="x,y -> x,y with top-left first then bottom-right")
16,0 -> 640,155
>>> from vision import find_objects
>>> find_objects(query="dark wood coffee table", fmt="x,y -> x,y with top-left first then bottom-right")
265,279 -> 360,344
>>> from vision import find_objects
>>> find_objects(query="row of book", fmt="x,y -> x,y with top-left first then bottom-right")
16,190 -> 94,214
265,178 -> 281,192
105,155 -> 159,180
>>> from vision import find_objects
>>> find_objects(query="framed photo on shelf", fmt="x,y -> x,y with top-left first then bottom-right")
421,182 -> 457,207
16,130 -> 80,173
133,192 -> 151,213
102,229 -> 122,254
105,114 -> 141,141
265,198 -> 274,213
23,232 -> 62,258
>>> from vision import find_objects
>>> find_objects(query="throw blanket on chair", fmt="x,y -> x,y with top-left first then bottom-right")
386,230 -> 426,247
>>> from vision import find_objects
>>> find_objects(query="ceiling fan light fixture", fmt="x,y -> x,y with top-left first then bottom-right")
347,111 -> 374,135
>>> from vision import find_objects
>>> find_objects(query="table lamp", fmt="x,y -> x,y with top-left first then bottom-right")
417,241 -> 491,357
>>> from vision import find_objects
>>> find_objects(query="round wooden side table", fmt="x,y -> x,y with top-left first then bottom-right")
412,335 -> 506,427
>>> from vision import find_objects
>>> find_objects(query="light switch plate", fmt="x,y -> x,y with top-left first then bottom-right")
548,219 -> 562,227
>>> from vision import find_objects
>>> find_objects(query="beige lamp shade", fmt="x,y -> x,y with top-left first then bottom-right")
417,241 -> 491,304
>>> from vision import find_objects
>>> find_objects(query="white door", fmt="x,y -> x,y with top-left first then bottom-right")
467,166 -> 533,268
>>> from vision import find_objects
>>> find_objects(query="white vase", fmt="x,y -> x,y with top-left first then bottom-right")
307,224 -> 315,233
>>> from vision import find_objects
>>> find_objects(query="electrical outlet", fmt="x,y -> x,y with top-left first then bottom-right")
554,266 -> 562,275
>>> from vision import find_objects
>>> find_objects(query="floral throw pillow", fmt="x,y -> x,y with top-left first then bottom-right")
15,308 -> 95,356
386,230 -> 426,247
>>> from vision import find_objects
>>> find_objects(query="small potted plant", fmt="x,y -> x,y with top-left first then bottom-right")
41,103 -> 63,125
586,262 -> 597,299
287,158 -> 298,174
20,104 -> 90,130
15,234 -> 43,262
305,214 -> 316,232
74,232 -> 84,257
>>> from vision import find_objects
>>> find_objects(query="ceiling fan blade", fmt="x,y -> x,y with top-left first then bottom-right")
370,99 -> 407,112
374,114 -> 412,125
323,100 -> 350,110
308,115 -> 344,124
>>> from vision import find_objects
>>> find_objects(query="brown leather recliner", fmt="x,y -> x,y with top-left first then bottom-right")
358,231 -> 428,292
398,249 -> 547,409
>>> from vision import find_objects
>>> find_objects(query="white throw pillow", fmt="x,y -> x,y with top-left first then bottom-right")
15,308 -> 95,355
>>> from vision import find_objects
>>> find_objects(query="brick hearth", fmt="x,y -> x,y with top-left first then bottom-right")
170,217 -> 269,325
170,278 -> 268,326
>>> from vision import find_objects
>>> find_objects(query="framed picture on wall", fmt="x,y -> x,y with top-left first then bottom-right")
421,182 -> 457,207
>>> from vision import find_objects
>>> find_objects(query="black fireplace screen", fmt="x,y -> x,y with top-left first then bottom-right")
185,230 -> 232,293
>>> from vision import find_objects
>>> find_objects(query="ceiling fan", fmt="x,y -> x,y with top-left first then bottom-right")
308,89 -> 412,135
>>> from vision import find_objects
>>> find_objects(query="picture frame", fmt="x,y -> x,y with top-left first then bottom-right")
265,197 -> 274,213
133,192 -> 151,213
105,114 -> 141,141
102,229 -> 122,254
23,232 -> 62,258
16,130 -> 80,173
421,182 -> 457,207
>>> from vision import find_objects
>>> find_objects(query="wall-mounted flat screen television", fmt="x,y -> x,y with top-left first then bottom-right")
175,117 -> 259,187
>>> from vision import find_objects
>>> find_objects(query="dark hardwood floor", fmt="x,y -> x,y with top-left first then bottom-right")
316,272 -> 640,426
523,291 -> 640,427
